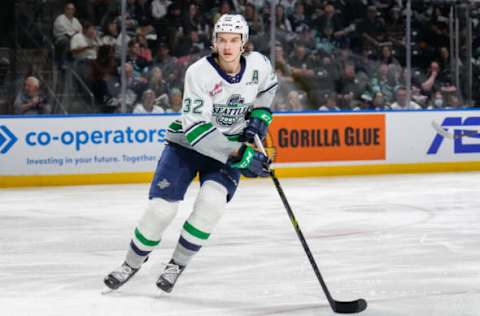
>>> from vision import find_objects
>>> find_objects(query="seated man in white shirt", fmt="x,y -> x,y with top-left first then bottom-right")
53,3 -> 82,62
390,86 -> 422,110
70,21 -> 100,62
133,89 -> 165,113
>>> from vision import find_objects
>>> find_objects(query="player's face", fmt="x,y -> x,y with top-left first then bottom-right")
215,33 -> 243,64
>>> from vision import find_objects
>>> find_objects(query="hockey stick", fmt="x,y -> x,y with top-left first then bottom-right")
253,135 -> 367,314
431,121 -> 479,139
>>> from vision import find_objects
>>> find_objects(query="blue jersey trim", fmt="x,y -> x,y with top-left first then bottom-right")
206,54 -> 246,84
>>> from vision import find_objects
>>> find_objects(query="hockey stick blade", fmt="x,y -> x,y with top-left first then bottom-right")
333,298 -> 368,314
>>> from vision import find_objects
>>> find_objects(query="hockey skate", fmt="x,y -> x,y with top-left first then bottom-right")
102,262 -> 140,294
156,260 -> 185,293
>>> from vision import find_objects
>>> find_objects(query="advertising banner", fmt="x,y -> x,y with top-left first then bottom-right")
0,114 -> 176,175
1,110 -> 480,184
387,111 -> 480,163
266,114 -> 386,163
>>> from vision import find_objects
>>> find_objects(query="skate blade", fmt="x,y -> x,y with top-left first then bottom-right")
101,286 -> 115,295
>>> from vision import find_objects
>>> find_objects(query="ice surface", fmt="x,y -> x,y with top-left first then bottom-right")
1,172 -> 480,316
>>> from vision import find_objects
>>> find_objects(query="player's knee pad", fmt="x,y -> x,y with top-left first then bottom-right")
137,198 -> 179,241
187,180 -> 228,233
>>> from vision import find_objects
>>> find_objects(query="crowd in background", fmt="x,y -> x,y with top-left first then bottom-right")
14,0 -> 475,114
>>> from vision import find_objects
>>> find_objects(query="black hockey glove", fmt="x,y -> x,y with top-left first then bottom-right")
241,108 -> 272,143
229,145 -> 271,178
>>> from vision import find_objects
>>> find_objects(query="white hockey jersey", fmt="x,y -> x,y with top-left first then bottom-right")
166,51 -> 278,163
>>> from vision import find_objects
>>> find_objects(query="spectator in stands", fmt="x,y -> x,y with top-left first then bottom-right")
426,91 -> 447,110
182,3 -> 207,35
308,53 -> 338,102
318,92 -> 340,111
70,21 -> 100,61
294,25 -> 316,52
150,0 -> 170,20
135,34 -> 153,63
100,19 -> 119,47
390,86 -> 422,110
286,90 -> 305,112
316,2 -> 350,48
53,3 -> 83,63
369,63 -> 399,104
155,42 -> 177,82
148,66 -> 169,98
438,46 -> 450,69
371,92 -> 390,110
90,45 -> 118,112
165,87 -> 182,112
147,0 -> 170,43
421,61 -> 443,95
289,44 -> 315,89
379,45 -> 400,67
357,5 -> 387,50
446,94 -> 462,109
279,0 -> 296,16
275,4 -> 293,33
410,84 -> 428,108
121,62 -> 148,111
133,89 -> 164,113
274,45 -> 292,78
14,76 -> 50,115
289,2 -> 309,33
174,30 -> 209,58
123,0 -> 141,36
164,4 -> 183,51
244,3 -> 264,36
218,1 -> 234,16
127,39 -> 151,76
352,48 -> 376,78
335,61 -> 369,105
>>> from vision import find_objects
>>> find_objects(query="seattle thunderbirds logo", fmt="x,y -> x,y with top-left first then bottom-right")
213,94 -> 252,127
0,125 -> 17,154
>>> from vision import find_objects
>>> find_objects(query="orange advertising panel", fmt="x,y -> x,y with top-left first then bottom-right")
266,114 -> 386,163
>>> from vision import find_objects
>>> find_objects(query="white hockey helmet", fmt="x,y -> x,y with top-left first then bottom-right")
212,14 -> 249,45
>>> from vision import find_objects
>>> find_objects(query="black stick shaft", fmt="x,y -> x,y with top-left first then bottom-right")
269,169 -> 337,307
253,135 -> 337,308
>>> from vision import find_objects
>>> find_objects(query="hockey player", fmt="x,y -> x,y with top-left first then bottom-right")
103,14 -> 278,293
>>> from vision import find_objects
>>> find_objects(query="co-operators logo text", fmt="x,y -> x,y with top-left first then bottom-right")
1,125 -> 166,154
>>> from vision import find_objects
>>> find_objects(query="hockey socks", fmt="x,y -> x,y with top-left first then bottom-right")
171,181 -> 227,266
125,198 -> 179,268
